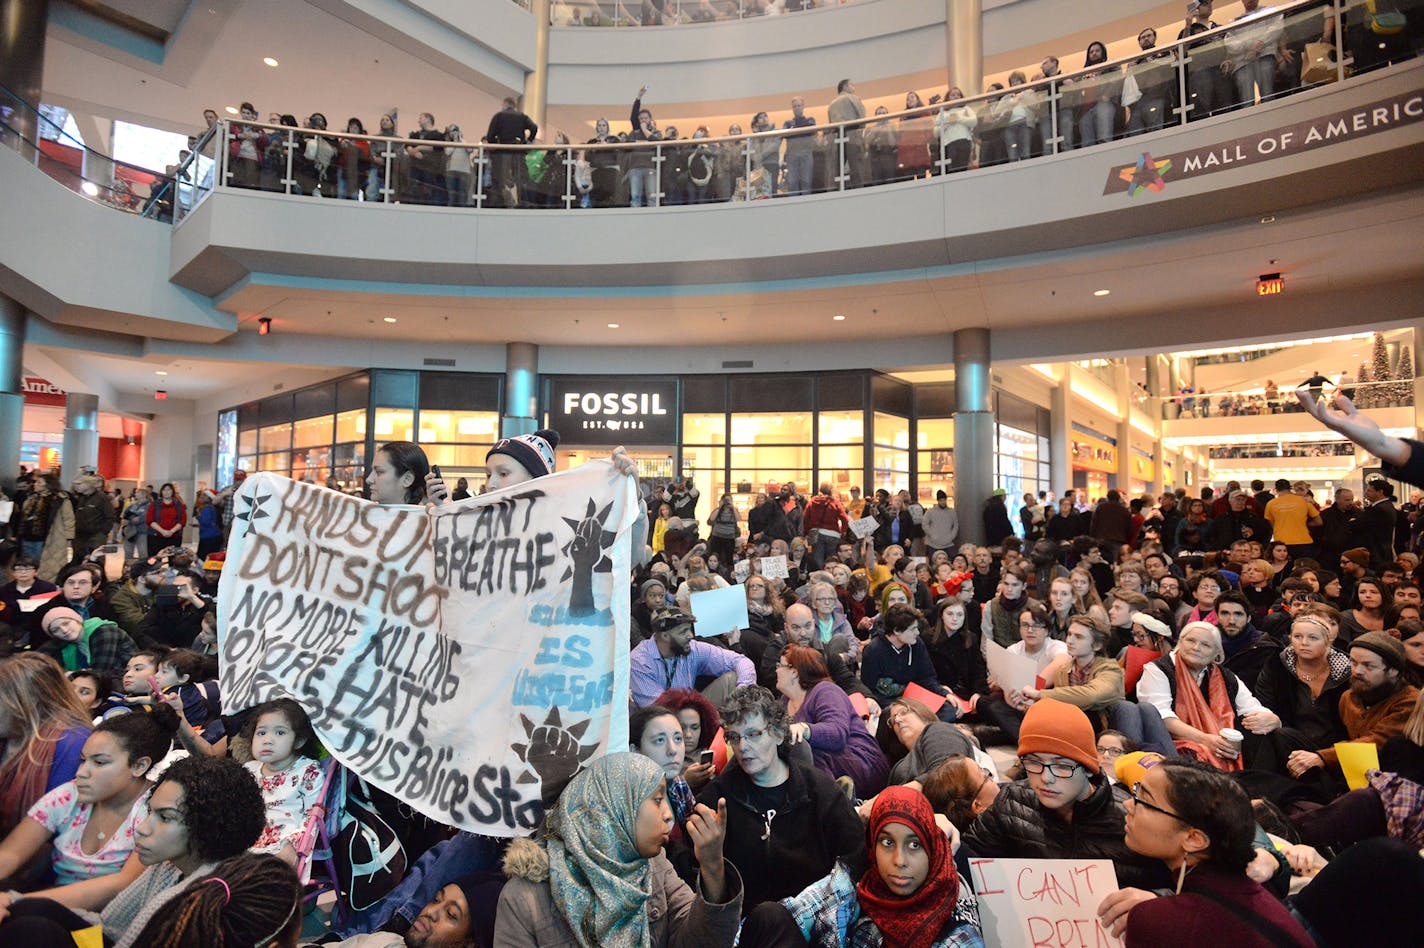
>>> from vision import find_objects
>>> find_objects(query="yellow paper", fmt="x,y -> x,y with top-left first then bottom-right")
72,926 -> 104,948
1333,741 -> 1380,790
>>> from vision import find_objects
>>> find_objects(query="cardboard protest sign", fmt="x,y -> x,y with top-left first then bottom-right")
217,463 -> 638,836
969,857 -> 1123,948
690,584 -> 750,638
849,516 -> 879,539
985,640 -> 1040,694
733,559 -> 751,582
760,555 -> 789,579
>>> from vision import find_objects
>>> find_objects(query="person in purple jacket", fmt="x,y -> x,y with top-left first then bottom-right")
776,644 -> 889,799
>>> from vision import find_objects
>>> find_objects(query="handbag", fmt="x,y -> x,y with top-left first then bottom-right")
1366,0 -> 1406,34
330,774 -> 407,911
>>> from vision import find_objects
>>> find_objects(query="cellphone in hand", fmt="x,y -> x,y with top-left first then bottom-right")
699,750 -> 714,766
431,464 -> 442,478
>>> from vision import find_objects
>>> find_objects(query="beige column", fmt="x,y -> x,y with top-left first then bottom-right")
522,0 -> 551,132
945,0 -> 983,95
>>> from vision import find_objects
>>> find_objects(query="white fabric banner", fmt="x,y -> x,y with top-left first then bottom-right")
217,463 -> 637,836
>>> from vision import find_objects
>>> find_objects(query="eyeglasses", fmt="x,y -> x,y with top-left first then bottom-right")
1020,757 -> 1081,778
775,662 -> 792,670
1096,746 -> 1125,759
1127,785 -> 1193,827
723,728 -> 767,745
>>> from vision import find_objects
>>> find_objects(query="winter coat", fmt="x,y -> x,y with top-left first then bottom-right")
696,759 -> 863,915
493,837 -> 744,948
1220,625 -> 1282,693
963,778 -> 1165,889
1253,648 -> 1350,751
39,495 -> 76,583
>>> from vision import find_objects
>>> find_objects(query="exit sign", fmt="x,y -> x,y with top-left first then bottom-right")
1257,273 -> 1285,296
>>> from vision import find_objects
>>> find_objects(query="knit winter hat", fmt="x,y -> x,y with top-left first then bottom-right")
1350,630 -> 1406,671
486,429 -> 560,480
1341,548 -> 1371,569
1017,699 -> 1101,775
42,606 -> 84,634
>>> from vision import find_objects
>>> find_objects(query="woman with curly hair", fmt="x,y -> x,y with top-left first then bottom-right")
0,755 -> 265,948
655,687 -> 720,791
130,852 -> 302,948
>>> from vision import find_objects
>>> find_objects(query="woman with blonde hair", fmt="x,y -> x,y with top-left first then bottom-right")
1069,567 -> 1110,627
0,654 -> 93,838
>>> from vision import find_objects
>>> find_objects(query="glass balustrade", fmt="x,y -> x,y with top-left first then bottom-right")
2,0 -> 1408,221
1163,379 -> 1414,420
551,0 -> 870,29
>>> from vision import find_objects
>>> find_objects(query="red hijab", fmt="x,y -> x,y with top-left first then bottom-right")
855,786 -> 960,948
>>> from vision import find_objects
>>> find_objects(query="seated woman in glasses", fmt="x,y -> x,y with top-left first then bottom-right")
695,685 -> 863,915
963,700 -> 1164,888
1096,759 -> 1313,946
774,645 -> 889,800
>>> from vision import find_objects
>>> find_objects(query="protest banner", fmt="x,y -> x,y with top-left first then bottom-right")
969,857 -> 1123,948
217,463 -> 638,836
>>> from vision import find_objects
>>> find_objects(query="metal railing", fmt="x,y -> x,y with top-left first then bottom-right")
168,0 -> 1397,218
550,0 -> 868,28
1164,379 -> 1415,419
0,85 -> 178,219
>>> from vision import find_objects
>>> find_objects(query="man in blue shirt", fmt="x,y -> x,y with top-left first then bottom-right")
781,97 -> 817,196
629,609 -> 756,709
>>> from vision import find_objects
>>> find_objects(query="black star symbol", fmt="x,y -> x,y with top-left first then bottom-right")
236,490 -> 273,525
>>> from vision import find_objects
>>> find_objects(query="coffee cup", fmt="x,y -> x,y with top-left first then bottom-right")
1219,727 -> 1243,757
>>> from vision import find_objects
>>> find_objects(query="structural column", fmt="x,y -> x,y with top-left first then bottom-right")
0,296 -> 25,496
522,0 -> 551,133
1413,324 -> 1423,436
952,328 -> 994,546
1049,373 -> 1071,497
1114,362 -> 1133,493
502,342 -> 539,438
0,0 -> 49,160
945,0 -> 983,95
62,392 -> 99,476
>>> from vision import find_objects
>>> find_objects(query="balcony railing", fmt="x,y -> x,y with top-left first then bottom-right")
550,0 -> 869,28
1164,378 -> 1415,420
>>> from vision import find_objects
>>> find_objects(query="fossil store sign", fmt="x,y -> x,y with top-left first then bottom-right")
547,378 -> 678,445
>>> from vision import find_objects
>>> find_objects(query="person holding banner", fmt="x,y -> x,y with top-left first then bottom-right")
494,753 -> 742,947
739,785 -> 984,948
1098,759 -> 1313,946
964,701 -> 1162,889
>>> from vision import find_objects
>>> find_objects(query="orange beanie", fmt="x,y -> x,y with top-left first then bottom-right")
1017,700 -> 1101,775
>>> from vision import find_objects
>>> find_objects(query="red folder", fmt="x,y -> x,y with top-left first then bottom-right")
1123,646 -> 1162,695
903,681 -> 947,714
849,692 -> 871,720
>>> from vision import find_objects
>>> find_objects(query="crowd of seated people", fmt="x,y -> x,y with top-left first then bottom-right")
0,426 -> 1421,945
156,0 -> 1416,212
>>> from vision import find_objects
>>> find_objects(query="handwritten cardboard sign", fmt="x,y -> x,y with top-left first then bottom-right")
217,464 -> 638,836
760,554 -> 789,579
849,516 -> 879,539
969,857 -> 1123,948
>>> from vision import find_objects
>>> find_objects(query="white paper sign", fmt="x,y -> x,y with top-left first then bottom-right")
760,554 -> 789,579
969,858 -> 1123,948
690,584 -> 750,638
217,465 -> 638,836
733,559 -> 751,582
849,516 -> 879,539
985,640 -> 1041,694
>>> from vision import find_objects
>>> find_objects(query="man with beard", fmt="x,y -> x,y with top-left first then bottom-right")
1286,631 -> 1419,788
1215,591 -> 1279,688
628,609 -> 755,708
759,603 -> 872,701
323,873 -> 498,946
970,545 -> 1001,604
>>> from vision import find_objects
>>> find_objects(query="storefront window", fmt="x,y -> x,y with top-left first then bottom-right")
238,427 -> 258,456
872,412 -> 910,493
730,412 -> 812,445
996,424 -> 1046,531
916,417 -> 954,503
259,422 -> 292,454
333,443 -> 366,493
416,411 -> 498,443
817,411 -> 863,444
372,409 -> 414,442
292,415 -> 334,449
683,414 -> 726,444
335,409 -> 366,443
681,447 -> 727,519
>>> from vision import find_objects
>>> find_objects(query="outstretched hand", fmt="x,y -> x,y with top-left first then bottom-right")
1294,387 -> 1410,465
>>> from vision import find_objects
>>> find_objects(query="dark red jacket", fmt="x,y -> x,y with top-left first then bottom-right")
802,494 -> 849,536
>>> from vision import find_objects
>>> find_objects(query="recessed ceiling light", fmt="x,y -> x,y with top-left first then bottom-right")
383,316 -> 397,323
607,322 -> 620,329
832,314 -> 847,321
155,370 -> 168,376
1260,215 -> 1275,223
224,106 -> 238,114
1093,289 -> 1111,297
80,181 -> 99,196
263,57 -> 279,67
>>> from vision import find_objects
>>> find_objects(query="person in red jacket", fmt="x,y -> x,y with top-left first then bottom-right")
802,483 -> 850,571
145,482 -> 187,558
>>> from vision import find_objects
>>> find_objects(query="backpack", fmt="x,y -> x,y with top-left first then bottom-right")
329,774 -> 407,912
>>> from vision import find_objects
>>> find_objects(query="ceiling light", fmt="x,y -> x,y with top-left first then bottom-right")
263,57 -> 279,67
224,106 -> 238,115
607,322 -> 620,328
80,181 -> 99,196
155,370 -> 168,376
383,317 -> 397,323
1260,215 -> 1275,223
1093,289 -> 1111,297
833,314 -> 847,321
258,317 -> 272,335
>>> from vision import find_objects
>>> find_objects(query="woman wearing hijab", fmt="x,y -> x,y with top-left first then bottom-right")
739,786 -> 984,947
494,753 -> 742,947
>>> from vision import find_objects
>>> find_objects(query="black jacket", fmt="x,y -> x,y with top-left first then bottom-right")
747,499 -> 791,544
1220,624 -> 1281,693
925,630 -> 989,699
697,759 -> 864,915
1315,503 -> 1360,561
1354,499 -> 1397,570
1206,510 -> 1270,550
1253,648 -> 1350,751
963,778 -> 1167,890
1382,436 -> 1424,491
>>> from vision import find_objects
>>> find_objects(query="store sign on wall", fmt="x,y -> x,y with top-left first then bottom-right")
1103,91 -> 1424,196
22,377 -> 66,407
548,378 -> 678,445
